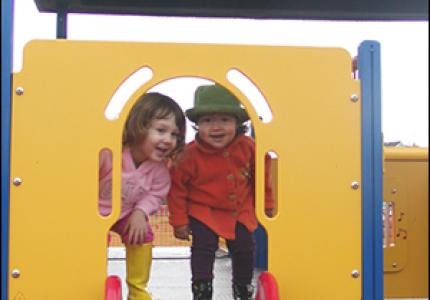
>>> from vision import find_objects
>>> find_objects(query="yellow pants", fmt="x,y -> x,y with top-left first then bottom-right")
126,244 -> 153,300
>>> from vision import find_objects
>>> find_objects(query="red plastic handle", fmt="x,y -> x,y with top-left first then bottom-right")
105,275 -> 122,300
255,271 -> 279,300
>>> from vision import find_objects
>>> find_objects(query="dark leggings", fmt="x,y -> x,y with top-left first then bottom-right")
189,217 -> 255,285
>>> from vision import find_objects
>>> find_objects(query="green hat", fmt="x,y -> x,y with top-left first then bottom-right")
186,84 -> 249,123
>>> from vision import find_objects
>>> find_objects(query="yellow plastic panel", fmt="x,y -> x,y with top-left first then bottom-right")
253,52 -> 361,300
10,40 -> 361,299
383,147 -> 428,298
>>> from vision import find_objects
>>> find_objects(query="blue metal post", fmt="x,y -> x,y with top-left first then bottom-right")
254,224 -> 268,269
359,41 -> 384,300
1,0 -> 14,299
56,7 -> 68,39
250,123 -> 269,270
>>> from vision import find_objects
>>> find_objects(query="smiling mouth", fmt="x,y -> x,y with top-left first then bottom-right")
156,146 -> 170,156
210,134 -> 225,140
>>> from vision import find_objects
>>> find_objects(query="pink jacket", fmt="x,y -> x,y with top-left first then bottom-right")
98,147 -> 171,220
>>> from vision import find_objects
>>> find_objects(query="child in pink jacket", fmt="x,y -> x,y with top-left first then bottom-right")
99,92 -> 185,300
168,84 -> 274,300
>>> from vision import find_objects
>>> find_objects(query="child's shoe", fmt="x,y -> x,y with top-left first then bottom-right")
232,283 -> 254,300
191,280 -> 213,300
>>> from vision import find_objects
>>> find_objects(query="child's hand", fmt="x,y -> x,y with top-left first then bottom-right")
174,225 -> 191,241
124,209 -> 148,245
265,208 -> 275,218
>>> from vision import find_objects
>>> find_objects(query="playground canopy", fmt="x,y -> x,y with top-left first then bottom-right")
34,0 -> 428,21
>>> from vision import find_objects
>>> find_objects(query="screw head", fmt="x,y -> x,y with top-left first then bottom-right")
351,181 -> 360,190
350,94 -> 359,102
392,262 -> 397,268
15,87 -> 24,95
391,188 -> 397,194
13,177 -> 22,186
11,269 -> 20,278
351,269 -> 360,278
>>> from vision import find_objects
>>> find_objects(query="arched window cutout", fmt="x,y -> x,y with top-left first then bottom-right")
148,76 -> 214,143
98,148 -> 113,217
265,150 -> 278,218
227,69 -> 273,123
104,66 -> 153,120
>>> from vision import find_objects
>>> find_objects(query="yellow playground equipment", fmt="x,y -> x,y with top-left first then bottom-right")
8,39 -> 362,300
383,147 -> 428,298
2,1 -> 428,300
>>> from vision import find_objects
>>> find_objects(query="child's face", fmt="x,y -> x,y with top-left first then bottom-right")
197,113 -> 237,149
132,114 -> 179,165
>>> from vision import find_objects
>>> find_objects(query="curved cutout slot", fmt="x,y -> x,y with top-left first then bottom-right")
98,148 -> 113,217
104,66 -> 153,120
265,150 -> 278,218
227,68 -> 273,123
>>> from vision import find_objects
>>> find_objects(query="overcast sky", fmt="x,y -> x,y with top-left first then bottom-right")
13,0 -> 429,146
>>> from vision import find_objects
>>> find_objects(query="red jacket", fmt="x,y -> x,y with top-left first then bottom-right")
167,134 -> 274,239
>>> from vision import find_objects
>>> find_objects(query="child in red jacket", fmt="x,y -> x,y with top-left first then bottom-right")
167,84 -> 274,300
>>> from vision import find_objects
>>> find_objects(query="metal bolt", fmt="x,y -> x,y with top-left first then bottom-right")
351,181 -> 360,190
13,177 -> 22,186
11,269 -> 20,278
392,262 -> 397,268
15,87 -> 24,95
351,270 -> 360,278
350,94 -> 359,102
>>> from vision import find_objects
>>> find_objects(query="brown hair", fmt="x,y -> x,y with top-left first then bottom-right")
122,92 -> 186,159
